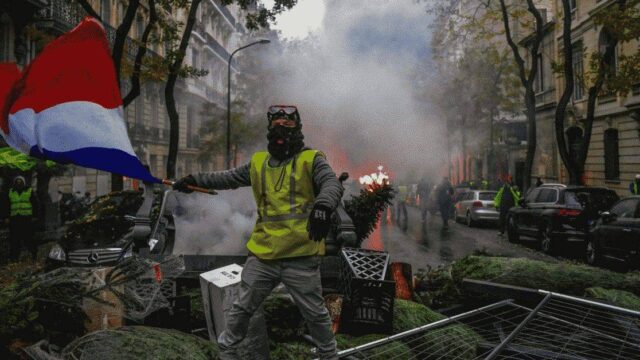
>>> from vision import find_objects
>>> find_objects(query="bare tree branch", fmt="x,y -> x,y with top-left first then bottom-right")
579,0 -> 627,174
76,0 -> 102,22
123,0 -> 158,108
498,0 -> 528,88
524,0 -> 545,83
165,0 -> 202,179
112,0 -> 141,88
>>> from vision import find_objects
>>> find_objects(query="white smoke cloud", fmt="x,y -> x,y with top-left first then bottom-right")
248,0 -> 445,182
171,189 -> 256,256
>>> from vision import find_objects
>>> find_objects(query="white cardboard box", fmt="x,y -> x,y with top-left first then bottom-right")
199,263 -> 244,341
199,263 -> 270,358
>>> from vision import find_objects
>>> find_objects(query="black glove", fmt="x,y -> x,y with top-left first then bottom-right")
173,175 -> 197,193
308,204 -> 332,242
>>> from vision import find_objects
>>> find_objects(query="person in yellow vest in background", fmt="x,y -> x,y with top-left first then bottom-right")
3,176 -> 39,261
494,176 -> 520,236
630,174 -> 640,195
173,105 -> 343,360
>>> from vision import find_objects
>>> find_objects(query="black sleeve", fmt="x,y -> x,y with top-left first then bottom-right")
31,191 -> 39,218
0,193 -> 9,219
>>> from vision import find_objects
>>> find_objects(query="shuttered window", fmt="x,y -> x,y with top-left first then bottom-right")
604,128 -> 619,180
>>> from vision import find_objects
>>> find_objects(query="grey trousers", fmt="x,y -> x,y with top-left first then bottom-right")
218,255 -> 338,359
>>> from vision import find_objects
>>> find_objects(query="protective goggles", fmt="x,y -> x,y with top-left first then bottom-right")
267,105 -> 300,123
268,105 -> 298,115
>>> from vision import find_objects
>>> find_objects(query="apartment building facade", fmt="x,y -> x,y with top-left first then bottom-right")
528,0 -> 640,195
0,0 -> 254,197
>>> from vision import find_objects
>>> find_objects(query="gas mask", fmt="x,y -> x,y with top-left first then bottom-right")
267,124 -> 305,160
266,105 -> 305,160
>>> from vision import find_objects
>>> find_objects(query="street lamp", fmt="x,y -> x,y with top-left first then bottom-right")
226,39 -> 270,169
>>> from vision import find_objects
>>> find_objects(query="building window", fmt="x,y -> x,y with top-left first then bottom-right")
534,53 -> 544,93
101,0 -> 112,24
570,0 -> 577,14
187,108 -> 194,148
0,15 -> 12,62
572,42 -> 584,100
149,155 -> 157,175
599,31 -> 617,75
604,128 -> 620,180
192,49 -> 199,68
117,1 -> 125,22
598,30 -> 618,98
137,16 -> 144,39
135,98 -> 144,124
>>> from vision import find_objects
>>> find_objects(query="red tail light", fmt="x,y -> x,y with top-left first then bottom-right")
557,209 -> 581,217
472,201 -> 483,208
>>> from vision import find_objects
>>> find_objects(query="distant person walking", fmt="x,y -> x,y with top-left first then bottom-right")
436,177 -> 454,230
3,176 -> 39,261
479,177 -> 489,190
416,178 -> 431,222
630,174 -> 640,195
396,185 -> 409,229
535,177 -> 544,187
494,176 -> 520,236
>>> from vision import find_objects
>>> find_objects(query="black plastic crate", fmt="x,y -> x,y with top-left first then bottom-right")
338,248 -> 395,335
339,278 -> 395,335
340,247 -> 389,281
320,255 -> 343,294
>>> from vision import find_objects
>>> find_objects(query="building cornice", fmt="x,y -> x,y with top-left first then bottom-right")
520,20 -> 556,47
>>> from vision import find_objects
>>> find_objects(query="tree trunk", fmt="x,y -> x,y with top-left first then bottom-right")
165,0 -> 202,179
497,0 -> 544,194
523,89 -> 536,192
554,0 -> 580,185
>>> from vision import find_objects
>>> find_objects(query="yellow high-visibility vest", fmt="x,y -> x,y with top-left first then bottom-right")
9,188 -> 32,217
247,150 -> 324,259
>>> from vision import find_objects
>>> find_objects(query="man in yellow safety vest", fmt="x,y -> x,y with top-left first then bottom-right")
4,176 -> 38,261
174,105 -> 343,359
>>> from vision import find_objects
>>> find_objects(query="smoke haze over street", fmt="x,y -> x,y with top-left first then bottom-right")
252,0 -> 444,181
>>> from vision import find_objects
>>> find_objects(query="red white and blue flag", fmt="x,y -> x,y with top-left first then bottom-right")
0,17 -> 159,183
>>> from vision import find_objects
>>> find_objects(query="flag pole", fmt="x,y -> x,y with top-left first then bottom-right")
162,179 -> 217,195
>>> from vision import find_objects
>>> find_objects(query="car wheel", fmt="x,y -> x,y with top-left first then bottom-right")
539,222 -> 555,254
507,216 -> 519,243
585,236 -> 599,266
466,211 -> 475,227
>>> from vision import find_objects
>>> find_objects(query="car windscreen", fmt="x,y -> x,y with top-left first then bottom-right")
565,189 -> 619,212
479,192 -> 496,201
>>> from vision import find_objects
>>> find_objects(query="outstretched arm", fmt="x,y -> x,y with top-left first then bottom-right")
192,163 -> 251,190
312,155 -> 344,211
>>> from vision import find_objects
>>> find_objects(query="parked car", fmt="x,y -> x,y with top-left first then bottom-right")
507,184 -> 619,254
47,184 -> 169,268
586,196 -> 640,268
454,190 -> 498,227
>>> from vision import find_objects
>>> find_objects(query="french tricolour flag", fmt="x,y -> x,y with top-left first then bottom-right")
0,17 -> 159,183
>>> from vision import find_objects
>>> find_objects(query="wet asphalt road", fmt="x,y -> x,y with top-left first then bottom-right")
361,206 -> 559,271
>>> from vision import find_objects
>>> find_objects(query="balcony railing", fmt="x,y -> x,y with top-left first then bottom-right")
38,0 -> 161,61
212,0 -> 236,28
127,123 -> 169,144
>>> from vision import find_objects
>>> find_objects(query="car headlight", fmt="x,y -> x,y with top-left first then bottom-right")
123,247 -> 133,258
48,244 -> 66,261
